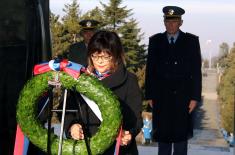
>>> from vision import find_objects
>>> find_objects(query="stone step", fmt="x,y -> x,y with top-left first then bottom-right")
138,143 -> 233,155
137,128 -> 231,154
189,129 -> 228,147
204,68 -> 218,74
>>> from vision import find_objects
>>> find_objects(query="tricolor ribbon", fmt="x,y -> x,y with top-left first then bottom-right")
14,125 -> 29,155
14,59 -> 84,155
34,59 -> 84,78
114,125 -> 122,155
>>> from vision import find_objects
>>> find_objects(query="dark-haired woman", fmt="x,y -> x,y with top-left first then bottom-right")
65,30 -> 142,155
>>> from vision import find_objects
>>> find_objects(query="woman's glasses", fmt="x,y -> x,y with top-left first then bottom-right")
91,54 -> 112,62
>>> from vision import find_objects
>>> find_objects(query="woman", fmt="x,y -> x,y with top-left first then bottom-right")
65,30 -> 142,154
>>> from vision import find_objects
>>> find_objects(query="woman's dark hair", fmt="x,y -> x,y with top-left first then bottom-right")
87,30 -> 125,72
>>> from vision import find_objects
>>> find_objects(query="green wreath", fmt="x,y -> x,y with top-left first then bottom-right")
17,71 -> 122,155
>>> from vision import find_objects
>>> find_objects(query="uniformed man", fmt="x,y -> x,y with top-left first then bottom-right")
145,6 -> 202,155
68,19 -> 100,66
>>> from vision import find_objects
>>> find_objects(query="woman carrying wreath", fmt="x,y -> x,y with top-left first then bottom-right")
64,30 -> 142,154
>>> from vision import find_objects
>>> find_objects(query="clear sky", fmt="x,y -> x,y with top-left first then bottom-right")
50,0 -> 235,59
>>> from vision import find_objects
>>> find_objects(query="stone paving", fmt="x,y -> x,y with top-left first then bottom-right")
190,69 -> 227,147
138,144 -> 234,155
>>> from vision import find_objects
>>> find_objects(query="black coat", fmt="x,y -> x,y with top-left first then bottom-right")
65,64 -> 143,155
68,41 -> 88,66
145,31 -> 202,142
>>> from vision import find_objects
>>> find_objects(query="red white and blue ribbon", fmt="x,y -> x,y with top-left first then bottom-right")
14,125 -> 29,155
14,59 -> 84,155
34,59 -> 84,78
114,125 -> 123,155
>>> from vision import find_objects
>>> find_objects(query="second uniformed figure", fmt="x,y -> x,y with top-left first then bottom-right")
68,19 -> 100,66
145,6 -> 202,155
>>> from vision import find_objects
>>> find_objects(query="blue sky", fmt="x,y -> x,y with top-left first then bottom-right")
50,0 -> 235,59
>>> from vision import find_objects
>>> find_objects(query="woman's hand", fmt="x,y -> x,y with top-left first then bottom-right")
70,124 -> 84,140
121,130 -> 132,146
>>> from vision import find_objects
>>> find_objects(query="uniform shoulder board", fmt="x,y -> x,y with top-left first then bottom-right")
186,32 -> 198,38
149,33 -> 162,39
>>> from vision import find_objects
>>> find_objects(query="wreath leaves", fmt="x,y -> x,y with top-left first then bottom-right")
17,71 -> 122,155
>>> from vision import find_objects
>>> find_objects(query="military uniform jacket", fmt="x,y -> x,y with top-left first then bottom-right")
68,41 -> 88,66
65,64 -> 143,155
145,31 -> 202,142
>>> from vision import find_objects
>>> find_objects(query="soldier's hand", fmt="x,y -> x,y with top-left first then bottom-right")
147,100 -> 154,108
70,124 -> 84,140
188,100 -> 197,113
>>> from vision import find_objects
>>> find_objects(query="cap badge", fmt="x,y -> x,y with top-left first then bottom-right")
86,21 -> 92,27
168,9 -> 174,15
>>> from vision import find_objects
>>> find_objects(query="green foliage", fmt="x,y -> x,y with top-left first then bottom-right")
218,43 -> 235,133
17,72 -> 122,155
50,0 -> 147,70
216,42 -> 230,67
100,0 -> 132,30
97,0 -> 147,111
50,12 -> 70,56
119,19 -> 146,70
99,0 -> 146,72
50,0 -> 147,108
219,42 -> 229,58
62,0 -> 82,44
134,65 -> 146,90
82,7 -> 104,25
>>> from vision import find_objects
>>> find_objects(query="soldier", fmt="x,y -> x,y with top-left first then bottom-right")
68,19 -> 100,66
145,6 -> 202,155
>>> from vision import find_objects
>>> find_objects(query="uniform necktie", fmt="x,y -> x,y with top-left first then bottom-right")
170,37 -> 174,44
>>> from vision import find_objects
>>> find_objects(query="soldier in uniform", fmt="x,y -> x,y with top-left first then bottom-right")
68,19 -> 100,66
145,6 -> 202,155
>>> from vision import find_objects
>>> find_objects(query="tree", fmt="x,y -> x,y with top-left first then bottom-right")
62,0 -> 82,44
219,42 -> 229,60
118,18 -> 146,71
135,65 -> 149,111
82,7 -> 104,25
100,0 -> 146,72
218,43 -> 235,133
100,0 -> 132,31
50,0 -> 148,107
202,58 -> 209,68
230,42 -> 235,54
50,12 -> 69,56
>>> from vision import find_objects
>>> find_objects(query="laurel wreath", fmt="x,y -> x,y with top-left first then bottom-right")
16,71 -> 122,155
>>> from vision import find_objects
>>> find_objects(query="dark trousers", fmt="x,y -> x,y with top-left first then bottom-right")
158,141 -> 188,155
